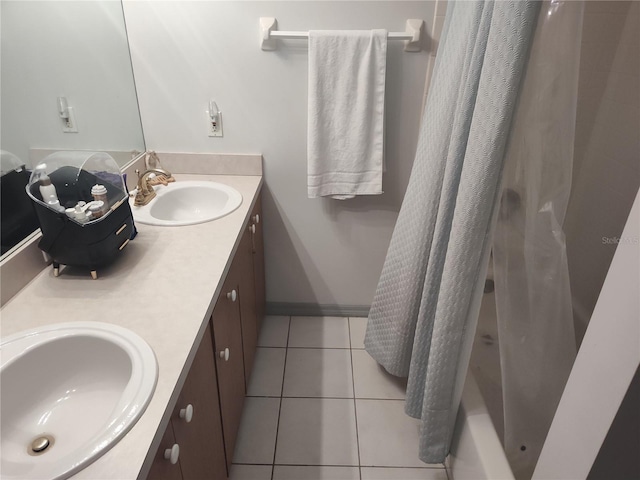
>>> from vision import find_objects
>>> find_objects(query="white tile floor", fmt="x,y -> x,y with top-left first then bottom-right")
231,316 -> 449,480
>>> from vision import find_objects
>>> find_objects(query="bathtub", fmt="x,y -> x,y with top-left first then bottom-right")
447,290 -> 515,480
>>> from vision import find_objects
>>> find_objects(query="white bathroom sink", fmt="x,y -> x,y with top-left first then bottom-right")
0,322 -> 158,480
131,180 -> 243,226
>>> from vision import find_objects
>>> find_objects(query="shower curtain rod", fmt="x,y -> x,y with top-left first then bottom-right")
260,17 -> 424,52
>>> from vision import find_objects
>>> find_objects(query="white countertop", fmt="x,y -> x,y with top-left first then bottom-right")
0,173 -> 263,480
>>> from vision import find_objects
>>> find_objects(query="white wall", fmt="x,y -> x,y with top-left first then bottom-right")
123,1 -> 433,307
0,1 -> 145,167
565,0 -> 640,342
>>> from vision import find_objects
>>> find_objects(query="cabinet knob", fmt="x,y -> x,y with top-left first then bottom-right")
164,444 -> 180,465
252,214 -> 260,224
219,347 -> 230,361
227,289 -> 237,302
179,404 -> 194,423
249,224 -> 256,234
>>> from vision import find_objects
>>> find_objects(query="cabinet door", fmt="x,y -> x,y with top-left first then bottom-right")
250,193 -> 266,331
146,422 -> 183,480
238,225 -> 257,383
171,323 -> 227,480
212,271 -> 245,470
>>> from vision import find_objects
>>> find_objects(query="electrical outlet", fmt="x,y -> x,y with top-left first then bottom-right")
62,107 -> 78,133
206,110 -> 223,137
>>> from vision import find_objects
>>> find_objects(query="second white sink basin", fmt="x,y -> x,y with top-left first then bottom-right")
0,322 -> 158,480
132,181 -> 243,226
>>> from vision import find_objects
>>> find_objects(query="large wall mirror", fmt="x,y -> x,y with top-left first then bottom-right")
1,0 -> 145,256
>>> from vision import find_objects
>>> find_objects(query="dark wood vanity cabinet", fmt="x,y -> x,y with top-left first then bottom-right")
146,422 -> 183,480
146,323 -> 226,480
146,189 -> 265,480
212,191 -> 264,470
171,322 -> 227,480
234,193 -> 266,387
238,222 -> 258,384
250,195 -> 266,332
211,268 -> 246,471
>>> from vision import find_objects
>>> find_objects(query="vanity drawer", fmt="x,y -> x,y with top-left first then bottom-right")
89,217 -> 134,254
35,192 -> 135,270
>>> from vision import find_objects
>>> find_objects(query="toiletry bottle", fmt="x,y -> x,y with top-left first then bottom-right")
73,202 -> 89,224
66,202 -> 89,223
34,163 -> 64,212
91,184 -> 109,214
88,201 -> 105,219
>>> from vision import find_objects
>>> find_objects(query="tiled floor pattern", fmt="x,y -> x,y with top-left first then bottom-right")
230,316 -> 449,480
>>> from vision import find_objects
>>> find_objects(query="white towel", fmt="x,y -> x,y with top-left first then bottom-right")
307,30 -> 387,199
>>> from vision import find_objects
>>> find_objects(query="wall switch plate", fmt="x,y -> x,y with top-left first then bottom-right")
206,109 -> 223,137
62,107 -> 78,133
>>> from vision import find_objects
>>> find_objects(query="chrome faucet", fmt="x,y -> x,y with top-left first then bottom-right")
134,168 -> 174,206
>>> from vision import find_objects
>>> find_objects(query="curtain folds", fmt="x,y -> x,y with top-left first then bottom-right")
364,0 -> 541,463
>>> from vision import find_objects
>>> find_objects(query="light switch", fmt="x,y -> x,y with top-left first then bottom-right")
57,97 -> 78,133
206,100 -> 223,137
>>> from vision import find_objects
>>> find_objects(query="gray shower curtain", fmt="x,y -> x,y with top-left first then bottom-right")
364,0 -> 541,463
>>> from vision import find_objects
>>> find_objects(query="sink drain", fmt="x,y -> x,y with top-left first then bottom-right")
28,435 -> 54,456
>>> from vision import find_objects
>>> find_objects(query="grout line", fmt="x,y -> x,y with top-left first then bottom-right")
349,396 -> 406,401
249,395 -> 356,399
358,465 -> 448,470
245,394 -> 285,399
246,394 -> 406,401
233,462 -> 445,469
361,466 -> 447,470
270,315 -> 291,479
238,463 -> 361,467
348,319 -> 363,480
274,463 -> 360,468
286,345 -> 353,350
255,316 -> 438,475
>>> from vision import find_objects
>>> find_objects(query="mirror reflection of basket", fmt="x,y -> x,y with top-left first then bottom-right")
26,152 -> 135,279
1,150 -> 39,255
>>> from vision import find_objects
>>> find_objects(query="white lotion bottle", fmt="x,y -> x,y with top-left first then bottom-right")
34,164 -> 64,212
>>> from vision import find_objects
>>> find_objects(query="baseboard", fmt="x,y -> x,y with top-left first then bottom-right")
266,302 -> 370,318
